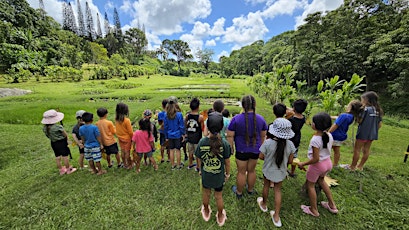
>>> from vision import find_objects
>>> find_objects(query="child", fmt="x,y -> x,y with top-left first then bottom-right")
72,110 -> 86,169
158,99 -> 170,163
298,112 -> 338,217
222,109 -> 231,139
132,118 -> 158,173
258,118 -> 296,227
42,109 -> 77,175
203,100 -> 227,138
115,103 -> 134,169
349,91 -> 383,171
288,99 -> 308,177
142,109 -> 158,166
164,96 -> 186,169
185,98 -> 204,170
273,103 -> 287,119
79,112 -> 106,175
96,107 -> 122,168
195,112 -> 231,227
328,100 -> 362,167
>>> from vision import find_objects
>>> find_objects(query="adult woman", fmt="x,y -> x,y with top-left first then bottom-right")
227,95 -> 268,198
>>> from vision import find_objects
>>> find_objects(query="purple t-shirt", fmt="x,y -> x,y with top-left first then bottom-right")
228,112 -> 268,154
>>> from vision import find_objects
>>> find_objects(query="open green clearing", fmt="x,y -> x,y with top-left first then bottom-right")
0,75 -> 408,229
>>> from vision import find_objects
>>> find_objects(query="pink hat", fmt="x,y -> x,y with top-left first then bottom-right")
41,109 -> 64,124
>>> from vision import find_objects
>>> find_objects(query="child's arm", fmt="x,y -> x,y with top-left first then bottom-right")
224,158 -> 231,181
259,152 -> 265,160
97,136 -> 104,149
72,133 -> 83,148
298,147 -> 319,170
288,153 -> 294,165
199,115 -> 205,134
226,130 -> 235,154
328,123 -> 339,133
62,130 -> 68,138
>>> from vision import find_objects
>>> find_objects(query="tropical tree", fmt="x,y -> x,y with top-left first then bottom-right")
162,39 -> 193,74
196,48 -> 214,71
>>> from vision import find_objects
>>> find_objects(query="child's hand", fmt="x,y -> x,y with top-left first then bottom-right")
297,162 -> 306,171
225,173 -> 230,182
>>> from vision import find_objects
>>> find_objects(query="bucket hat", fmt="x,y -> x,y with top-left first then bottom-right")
41,109 -> 64,124
268,118 -> 294,139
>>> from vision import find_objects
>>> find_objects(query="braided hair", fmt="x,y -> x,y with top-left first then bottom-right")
242,95 -> 257,147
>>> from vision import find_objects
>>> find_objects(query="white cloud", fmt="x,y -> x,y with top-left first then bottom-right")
192,21 -> 211,38
180,33 -> 203,59
120,0 -> 133,14
223,11 -> 268,46
210,17 -> 225,36
217,50 -> 230,60
295,0 -> 343,28
27,0 -> 63,24
124,0 -> 211,36
205,39 -> 216,47
261,0 -> 307,19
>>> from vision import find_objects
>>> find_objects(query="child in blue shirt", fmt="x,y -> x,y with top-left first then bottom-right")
79,112 -> 106,175
328,100 -> 362,166
164,96 -> 185,169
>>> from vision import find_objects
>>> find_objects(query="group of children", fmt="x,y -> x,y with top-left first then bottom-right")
42,91 -> 382,227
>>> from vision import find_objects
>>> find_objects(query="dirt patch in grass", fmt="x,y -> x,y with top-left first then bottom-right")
0,88 -> 32,98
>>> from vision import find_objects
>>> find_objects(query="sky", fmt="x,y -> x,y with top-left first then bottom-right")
27,0 -> 343,61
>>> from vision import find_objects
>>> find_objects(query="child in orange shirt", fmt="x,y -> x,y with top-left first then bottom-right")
96,107 -> 122,168
115,103 -> 134,169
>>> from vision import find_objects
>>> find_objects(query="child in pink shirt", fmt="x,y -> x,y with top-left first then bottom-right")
132,118 -> 158,173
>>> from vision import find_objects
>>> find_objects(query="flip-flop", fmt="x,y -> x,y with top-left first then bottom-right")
301,205 -> 319,217
270,211 -> 282,227
257,197 -> 268,212
321,201 -> 338,214
216,209 -> 227,227
201,205 -> 211,222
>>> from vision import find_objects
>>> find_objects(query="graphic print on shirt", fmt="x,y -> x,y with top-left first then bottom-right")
199,145 -> 223,174
187,118 -> 199,133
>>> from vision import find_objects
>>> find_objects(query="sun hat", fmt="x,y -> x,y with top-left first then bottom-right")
268,118 -> 295,139
143,109 -> 152,117
75,110 -> 86,118
41,109 -> 64,124
207,112 -> 224,134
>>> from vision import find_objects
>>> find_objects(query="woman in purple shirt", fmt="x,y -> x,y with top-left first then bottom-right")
227,95 -> 268,198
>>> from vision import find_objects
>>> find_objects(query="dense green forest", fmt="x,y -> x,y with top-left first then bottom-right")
1,0 -> 408,114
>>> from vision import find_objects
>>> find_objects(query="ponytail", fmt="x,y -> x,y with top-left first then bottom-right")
275,138 -> 286,168
322,131 -> 329,149
209,134 -> 222,157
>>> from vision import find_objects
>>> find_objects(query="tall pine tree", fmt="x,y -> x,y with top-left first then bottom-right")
96,12 -> 102,38
113,7 -> 122,37
62,1 -> 69,31
77,0 -> 85,37
104,12 -> 110,36
67,3 -> 78,34
85,1 -> 95,40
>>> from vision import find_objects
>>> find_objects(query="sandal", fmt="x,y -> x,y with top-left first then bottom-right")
270,211 -> 282,227
216,209 -> 227,227
301,205 -> 319,217
321,201 -> 338,214
257,197 -> 268,212
201,205 -> 211,222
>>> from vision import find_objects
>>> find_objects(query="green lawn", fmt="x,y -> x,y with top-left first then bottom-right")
0,75 -> 408,229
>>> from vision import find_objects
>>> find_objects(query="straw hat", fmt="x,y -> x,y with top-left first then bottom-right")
268,118 -> 294,139
41,109 -> 64,124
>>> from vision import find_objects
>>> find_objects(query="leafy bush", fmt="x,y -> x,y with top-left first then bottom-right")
44,66 -> 83,82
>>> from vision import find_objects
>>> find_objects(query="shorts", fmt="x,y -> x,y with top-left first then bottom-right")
188,143 -> 198,154
235,152 -> 259,161
168,138 -> 181,150
51,138 -> 71,157
104,143 -> 119,155
137,151 -> 153,158
356,139 -> 373,143
160,133 -> 166,146
333,140 -> 344,147
78,147 -> 85,154
293,148 -> 299,158
306,158 -> 332,183
203,184 -> 223,192
118,138 -> 131,151
84,147 -> 102,162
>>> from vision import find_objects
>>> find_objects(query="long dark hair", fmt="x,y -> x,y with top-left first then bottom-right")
242,95 -> 257,146
361,91 -> 383,117
115,103 -> 129,122
266,132 -> 286,168
139,118 -> 151,138
312,112 -> 332,149
209,134 -> 222,157
166,100 -> 177,119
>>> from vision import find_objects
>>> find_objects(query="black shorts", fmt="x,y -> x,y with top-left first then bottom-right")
51,138 -> 71,157
78,147 -> 85,154
160,133 -> 166,146
235,152 -> 259,161
168,138 -> 181,150
203,184 -> 224,192
104,143 -> 119,155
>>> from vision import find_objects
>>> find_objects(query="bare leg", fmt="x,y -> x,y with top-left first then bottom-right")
88,160 -> 97,174
202,188 -> 211,216
333,146 -> 341,166
170,149 -> 175,167
235,159 -> 248,195
78,153 -> 84,168
214,190 -> 224,222
96,162 -> 106,175
357,141 -> 372,170
115,153 -> 121,166
306,181 -> 319,216
176,149 -> 181,166
135,154 -> 141,173
261,177 -> 269,210
56,156 -> 62,169
351,140 -> 365,170
273,181 -> 283,223
246,159 -> 258,192
106,154 -> 112,167
149,156 -> 158,170
62,156 -> 70,168
318,177 -> 337,210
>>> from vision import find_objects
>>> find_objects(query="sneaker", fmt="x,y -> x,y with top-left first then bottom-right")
177,165 -> 183,170
195,167 -> 200,172
171,165 -> 177,170
187,163 -> 197,169
66,167 -> 77,175
232,185 -> 243,199
118,163 -> 124,168
180,162 -> 184,166
160,159 -> 165,163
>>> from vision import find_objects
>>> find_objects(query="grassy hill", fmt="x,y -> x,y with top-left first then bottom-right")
0,75 -> 408,229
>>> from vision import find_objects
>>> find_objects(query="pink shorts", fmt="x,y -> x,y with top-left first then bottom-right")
306,158 -> 332,183
118,139 -> 131,151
